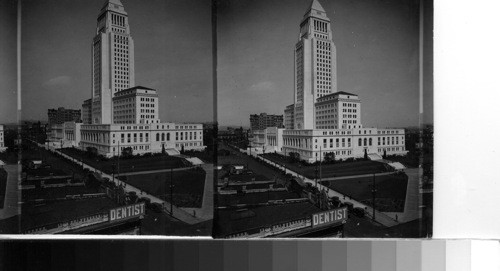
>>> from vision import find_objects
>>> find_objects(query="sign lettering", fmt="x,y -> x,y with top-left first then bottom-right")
109,202 -> 145,222
312,207 -> 348,228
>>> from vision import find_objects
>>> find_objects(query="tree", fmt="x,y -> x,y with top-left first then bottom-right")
324,152 -> 335,163
383,149 -> 387,159
122,147 -> 133,158
161,144 -> 166,154
364,149 -> 368,160
288,152 -> 300,163
86,147 -> 98,157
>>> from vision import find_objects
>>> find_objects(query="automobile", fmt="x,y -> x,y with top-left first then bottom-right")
352,207 -> 365,218
343,202 -> 354,211
150,202 -> 163,213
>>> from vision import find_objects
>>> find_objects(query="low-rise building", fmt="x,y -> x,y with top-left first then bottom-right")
250,113 -> 284,131
79,122 -> 204,157
47,107 -> 81,126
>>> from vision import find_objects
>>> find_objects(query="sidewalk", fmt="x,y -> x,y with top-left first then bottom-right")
180,163 -> 214,221
115,166 -> 196,177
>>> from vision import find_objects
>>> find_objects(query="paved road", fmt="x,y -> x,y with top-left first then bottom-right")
35,141 -> 209,225
320,171 -> 395,181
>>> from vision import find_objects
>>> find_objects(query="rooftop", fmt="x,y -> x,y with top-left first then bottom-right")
216,201 -> 322,237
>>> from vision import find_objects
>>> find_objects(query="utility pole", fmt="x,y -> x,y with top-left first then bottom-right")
315,154 -> 318,189
117,140 -> 120,182
170,167 -> 173,215
319,146 -> 322,185
371,173 -> 377,221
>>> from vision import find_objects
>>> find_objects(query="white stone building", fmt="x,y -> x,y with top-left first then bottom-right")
91,0 -> 135,125
293,0 -> 337,130
79,123 -> 204,157
253,0 -> 407,163
112,86 -> 160,124
47,0 -> 205,157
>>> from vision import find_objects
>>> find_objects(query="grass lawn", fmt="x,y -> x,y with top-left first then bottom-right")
60,148 -> 189,174
0,168 -> 7,208
262,153 -> 389,179
122,168 -> 206,208
321,173 -> 408,212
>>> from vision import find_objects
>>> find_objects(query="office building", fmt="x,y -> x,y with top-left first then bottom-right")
47,107 -> 81,126
254,0 -> 407,162
250,113 -> 284,131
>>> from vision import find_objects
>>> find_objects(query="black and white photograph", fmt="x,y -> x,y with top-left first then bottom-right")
0,0 -> 215,235
214,0 -> 433,238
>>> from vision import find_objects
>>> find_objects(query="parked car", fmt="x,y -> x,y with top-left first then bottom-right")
352,207 -> 365,218
150,202 -> 163,213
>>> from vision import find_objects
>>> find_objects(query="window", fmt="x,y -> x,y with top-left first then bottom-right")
369,138 -> 372,146
364,138 -> 367,146
358,138 -> 362,146
156,133 -> 160,141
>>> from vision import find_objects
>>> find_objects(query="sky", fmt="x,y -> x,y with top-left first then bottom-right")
0,0 -> 18,124
217,0 -> 433,128
20,0 -> 213,123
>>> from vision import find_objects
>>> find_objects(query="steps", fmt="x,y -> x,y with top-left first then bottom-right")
165,148 -> 180,156
367,153 -> 383,160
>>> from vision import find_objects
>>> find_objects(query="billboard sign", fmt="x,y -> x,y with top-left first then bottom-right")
311,207 -> 348,228
109,202 -> 146,223
226,217 -> 312,238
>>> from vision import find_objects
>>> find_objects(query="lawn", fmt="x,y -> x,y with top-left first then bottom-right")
121,168 -> 206,208
321,172 -> 408,212
60,147 -> 189,174
0,169 -> 7,208
261,153 -> 389,179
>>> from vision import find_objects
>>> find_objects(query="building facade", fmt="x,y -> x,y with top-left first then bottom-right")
82,99 -> 92,124
91,0 -> 135,125
47,107 -> 81,126
253,0 -> 407,163
79,123 -> 204,157
284,104 -> 295,130
294,0 -> 337,130
250,113 -> 284,131
314,91 -> 361,130
112,86 -> 159,124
